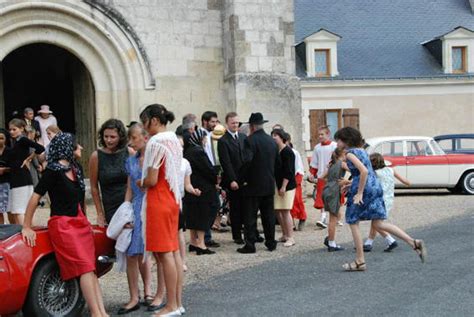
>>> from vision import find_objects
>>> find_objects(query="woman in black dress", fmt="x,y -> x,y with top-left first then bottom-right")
89,119 -> 132,226
183,128 -> 218,255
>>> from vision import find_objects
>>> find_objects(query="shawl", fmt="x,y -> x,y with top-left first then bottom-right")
141,131 -> 183,255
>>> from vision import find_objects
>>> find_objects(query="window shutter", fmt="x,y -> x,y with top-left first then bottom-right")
309,109 -> 327,149
342,108 -> 360,130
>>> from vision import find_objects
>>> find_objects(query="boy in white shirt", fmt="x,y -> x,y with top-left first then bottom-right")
309,126 -> 337,229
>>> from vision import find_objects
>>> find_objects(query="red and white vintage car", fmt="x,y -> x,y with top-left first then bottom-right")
365,136 -> 474,194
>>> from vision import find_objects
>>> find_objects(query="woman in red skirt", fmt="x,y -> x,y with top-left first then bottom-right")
21,133 -> 108,317
140,104 -> 184,316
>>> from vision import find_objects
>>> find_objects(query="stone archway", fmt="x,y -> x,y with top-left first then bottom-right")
0,0 -> 155,132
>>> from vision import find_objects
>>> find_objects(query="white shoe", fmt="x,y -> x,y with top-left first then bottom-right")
283,238 -> 295,247
179,307 -> 186,315
316,221 -> 328,229
278,236 -> 287,242
159,309 -> 182,316
337,221 -> 344,226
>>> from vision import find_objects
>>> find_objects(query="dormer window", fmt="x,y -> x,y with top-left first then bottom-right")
295,28 -> 341,77
452,46 -> 467,73
314,49 -> 330,76
423,26 -> 473,74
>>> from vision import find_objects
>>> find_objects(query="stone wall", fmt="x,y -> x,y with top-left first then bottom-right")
102,0 -> 228,122
222,0 -> 303,150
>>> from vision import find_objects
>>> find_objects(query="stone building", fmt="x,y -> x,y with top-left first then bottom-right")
0,0 -> 302,166
295,0 -> 474,154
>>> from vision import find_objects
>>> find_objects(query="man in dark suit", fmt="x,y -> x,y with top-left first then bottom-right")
23,107 -> 41,140
238,113 -> 279,253
217,112 -> 247,244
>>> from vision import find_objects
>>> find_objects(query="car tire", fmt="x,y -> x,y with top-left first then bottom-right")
461,170 -> 474,195
22,257 -> 85,317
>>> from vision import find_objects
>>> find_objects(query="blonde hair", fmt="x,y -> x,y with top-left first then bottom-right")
46,125 -> 61,134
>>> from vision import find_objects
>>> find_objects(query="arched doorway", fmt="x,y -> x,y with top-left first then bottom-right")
0,43 -> 96,170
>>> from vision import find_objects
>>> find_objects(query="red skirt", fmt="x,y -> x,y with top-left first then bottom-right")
291,174 -> 307,220
48,208 -> 96,281
313,178 -> 326,209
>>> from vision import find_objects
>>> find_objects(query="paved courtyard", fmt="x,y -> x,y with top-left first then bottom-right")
31,189 -> 473,316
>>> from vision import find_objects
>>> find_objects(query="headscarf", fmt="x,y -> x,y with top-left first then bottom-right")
47,132 -> 85,191
188,127 -> 206,148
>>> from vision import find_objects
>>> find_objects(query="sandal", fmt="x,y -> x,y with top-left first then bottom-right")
342,260 -> 366,272
413,239 -> 427,263
142,295 -> 154,306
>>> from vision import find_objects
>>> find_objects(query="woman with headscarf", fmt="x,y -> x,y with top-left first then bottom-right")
183,128 -> 219,255
21,132 -> 108,317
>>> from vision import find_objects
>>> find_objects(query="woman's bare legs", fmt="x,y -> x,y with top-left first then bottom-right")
154,252 -> 178,315
151,258 -> 166,306
173,250 -> 184,308
0,213 -> 4,224
275,211 -> 286,240
138,255 -> 152,299
7,212 -> 14,224
80,272 -> 108,317
281,210 -> 293,239
124,256 -> 140,308
372,220 -> 415,247
350,223 -> 365,264
13,214 -> 24,225
178,229 -> 187,271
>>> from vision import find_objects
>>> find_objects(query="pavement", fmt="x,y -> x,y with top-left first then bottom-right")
183,213 -> 474,317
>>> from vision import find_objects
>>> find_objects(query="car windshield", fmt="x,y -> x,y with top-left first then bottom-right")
430,140 -> 445,155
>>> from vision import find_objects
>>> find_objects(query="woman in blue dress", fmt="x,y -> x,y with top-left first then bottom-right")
118,123 -> 154,315
335,127 -> 427,271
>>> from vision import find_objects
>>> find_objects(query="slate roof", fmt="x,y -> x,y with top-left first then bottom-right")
294,0 -> 474,80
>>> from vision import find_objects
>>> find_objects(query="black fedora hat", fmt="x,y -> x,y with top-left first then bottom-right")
246,112 -> 268,125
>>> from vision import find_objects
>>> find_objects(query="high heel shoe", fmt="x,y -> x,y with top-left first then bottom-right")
196,247 -> 216,255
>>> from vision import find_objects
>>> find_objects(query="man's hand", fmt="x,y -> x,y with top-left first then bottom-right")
230,181 -> 239,191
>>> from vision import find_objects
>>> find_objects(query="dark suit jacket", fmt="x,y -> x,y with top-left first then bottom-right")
217,131 -> 247,189
241,129 -> 280,197
183,145 -> 218,203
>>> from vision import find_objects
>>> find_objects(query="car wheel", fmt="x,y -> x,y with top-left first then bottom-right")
461,170 -> 474,195
23,257 -> 85,317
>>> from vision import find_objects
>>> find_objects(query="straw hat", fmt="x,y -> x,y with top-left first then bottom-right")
211,124 -> 226,140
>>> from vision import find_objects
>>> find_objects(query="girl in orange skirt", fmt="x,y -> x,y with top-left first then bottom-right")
21,133 -> 108,316
140,104 -> 184,316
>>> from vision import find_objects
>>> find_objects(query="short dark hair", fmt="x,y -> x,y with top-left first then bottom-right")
225,112 -> 238,123
98,119 -> 128,149
370,152 -> 386,170
334,127 -> 364,148
140,104 -> 175,127
271,128 -> 289,143
201,111 -> 218,124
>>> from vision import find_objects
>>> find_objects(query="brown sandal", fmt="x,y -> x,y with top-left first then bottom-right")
413,239 -> 427,263
343,260 -> 366,272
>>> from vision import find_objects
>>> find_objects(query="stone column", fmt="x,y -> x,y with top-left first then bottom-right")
222,0 -> 302,151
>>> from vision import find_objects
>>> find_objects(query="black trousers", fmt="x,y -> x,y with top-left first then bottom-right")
242,195 -> 276,247
228,189 -> 244,240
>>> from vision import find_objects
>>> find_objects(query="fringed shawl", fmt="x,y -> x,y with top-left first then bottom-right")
140,131 -> 183,255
